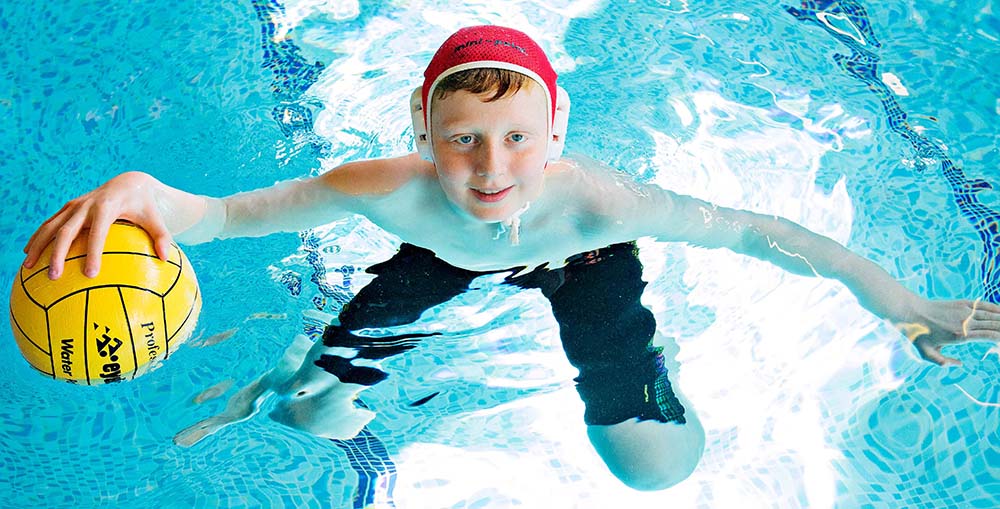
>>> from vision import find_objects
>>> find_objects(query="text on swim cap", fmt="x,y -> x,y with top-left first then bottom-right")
453,38 -> 527,55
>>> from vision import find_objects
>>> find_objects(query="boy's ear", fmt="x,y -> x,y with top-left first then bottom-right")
410,88 -> 433,161
548,86 -> 570,162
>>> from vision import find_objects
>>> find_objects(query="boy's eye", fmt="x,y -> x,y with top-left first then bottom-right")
509,133 -> 525,143
456,135 -> 475,144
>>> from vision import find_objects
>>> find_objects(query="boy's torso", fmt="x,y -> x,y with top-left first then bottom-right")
330,154 -> 645,271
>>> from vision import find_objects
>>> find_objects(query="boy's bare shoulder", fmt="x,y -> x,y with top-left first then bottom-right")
545,154 -> 634,213
320,153 -> 434,196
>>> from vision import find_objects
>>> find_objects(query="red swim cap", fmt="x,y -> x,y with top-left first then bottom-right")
420,25 -> 559,126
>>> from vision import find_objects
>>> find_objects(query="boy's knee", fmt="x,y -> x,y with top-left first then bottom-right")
587,416 -> 705,491
615,447 -> 702,491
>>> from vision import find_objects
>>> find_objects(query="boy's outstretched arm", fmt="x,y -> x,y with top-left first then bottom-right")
593,169 -> 1000,367
23,171 -> 348,279
562,158 -> 998,366
694,204 -> 1000,366
22,155 -> 417,279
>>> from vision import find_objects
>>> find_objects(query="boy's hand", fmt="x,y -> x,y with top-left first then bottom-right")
21,171 -> 173,280
899,298 -> 1000,366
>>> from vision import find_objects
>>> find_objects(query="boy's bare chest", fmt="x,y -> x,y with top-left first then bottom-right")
393,215 -> 597,271
356,173 -> 630,271
364,200 -> 598,271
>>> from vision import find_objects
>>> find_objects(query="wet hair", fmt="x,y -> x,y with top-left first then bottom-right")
432,67 -> 531,103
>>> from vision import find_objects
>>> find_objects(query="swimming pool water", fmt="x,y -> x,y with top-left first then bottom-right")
1,1 -> 999,508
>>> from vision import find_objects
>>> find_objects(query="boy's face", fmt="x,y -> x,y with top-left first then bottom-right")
429,81 -> 549,223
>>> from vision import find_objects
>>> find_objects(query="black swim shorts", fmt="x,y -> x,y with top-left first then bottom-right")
320,242 -> 687,426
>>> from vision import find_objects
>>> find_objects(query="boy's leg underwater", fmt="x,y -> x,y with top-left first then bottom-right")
586,378 -> 705,491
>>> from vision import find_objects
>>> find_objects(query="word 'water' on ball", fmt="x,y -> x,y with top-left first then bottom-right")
9,221 -> 201,385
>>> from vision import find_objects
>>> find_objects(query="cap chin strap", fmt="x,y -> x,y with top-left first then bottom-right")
410,85 -> 571,163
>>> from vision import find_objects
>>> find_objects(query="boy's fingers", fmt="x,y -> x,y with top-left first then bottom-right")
46,216 -> 85,280
971,307 -> 1000,324
84,216 -> 114,278
23,201 -> 80,265
972,300 -> 1000,314
22,231 -> 32,254
23,217 -> 63,268
964,313 -> 1000,334
144,215 -> 174,261
939,357 -> 962,367
22,231 -> 48,268
46,235 -> 70,279
917,344 -> 961,367
964,329 -> 1000,341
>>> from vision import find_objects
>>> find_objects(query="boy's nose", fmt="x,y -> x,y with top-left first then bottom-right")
476,141 -> 507,177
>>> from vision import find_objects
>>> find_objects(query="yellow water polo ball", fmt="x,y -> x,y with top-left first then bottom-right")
9,220 -> 201,385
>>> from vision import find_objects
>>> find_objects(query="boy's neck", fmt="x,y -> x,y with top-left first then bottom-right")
495,201 -> 531,245
441,196 -> 537,246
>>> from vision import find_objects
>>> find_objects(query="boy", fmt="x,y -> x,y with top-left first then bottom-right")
22,25 -> 999,491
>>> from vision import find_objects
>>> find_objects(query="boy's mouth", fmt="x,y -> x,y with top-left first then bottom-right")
471,185 -> 513,203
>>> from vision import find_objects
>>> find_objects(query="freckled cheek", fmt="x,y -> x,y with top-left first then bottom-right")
431,148 -> 468,177
432,159 -> 475,200
509,152 -> 546,180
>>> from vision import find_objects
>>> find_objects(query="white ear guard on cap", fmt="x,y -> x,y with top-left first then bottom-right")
410,88 -> 433,162
548,86 -> 570,162
410,85 -> 571,163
